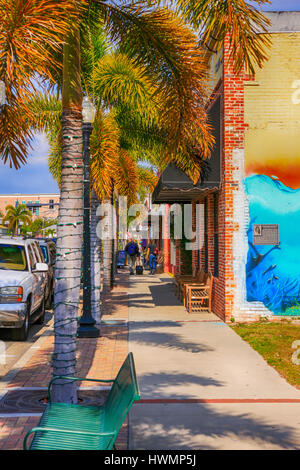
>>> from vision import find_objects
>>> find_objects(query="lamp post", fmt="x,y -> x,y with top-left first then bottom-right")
77,96 -> 100,338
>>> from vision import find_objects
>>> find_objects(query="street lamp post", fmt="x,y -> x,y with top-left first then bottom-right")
77,96 -> 100,338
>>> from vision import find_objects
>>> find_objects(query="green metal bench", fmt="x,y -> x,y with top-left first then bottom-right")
23,353 -> 140,450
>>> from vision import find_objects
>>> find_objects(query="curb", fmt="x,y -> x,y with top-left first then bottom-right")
0,317 -> 54,393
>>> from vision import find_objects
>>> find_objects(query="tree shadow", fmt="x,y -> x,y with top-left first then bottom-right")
129,321 -> 214,353
138,371 -> 224,397
148,283 -> 182,307
130,402 -> 299,450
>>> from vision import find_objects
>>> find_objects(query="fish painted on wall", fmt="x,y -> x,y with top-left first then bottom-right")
245,174 -> 300,315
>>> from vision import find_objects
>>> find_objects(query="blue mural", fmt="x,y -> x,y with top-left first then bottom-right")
245,174 -> 300,315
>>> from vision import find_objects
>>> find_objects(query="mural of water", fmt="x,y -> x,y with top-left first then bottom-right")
245,174 -> 300,315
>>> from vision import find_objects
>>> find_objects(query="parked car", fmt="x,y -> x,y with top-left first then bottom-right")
0,237 -> 48,341
37,239 -> 56,309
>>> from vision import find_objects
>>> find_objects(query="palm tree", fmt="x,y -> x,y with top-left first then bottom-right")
21,217 -> 57,237
44,228 -> 56,238
2,1 -> 271,404
0,0 -> 81,169
3,204 -> 32,235
174,0 -> 271,74
31,23 -> 207,297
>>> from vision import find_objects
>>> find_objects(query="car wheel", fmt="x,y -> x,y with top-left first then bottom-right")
35,295 -> 45,325
12,300 -> 30,341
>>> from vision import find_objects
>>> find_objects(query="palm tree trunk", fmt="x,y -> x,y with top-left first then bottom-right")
114,194 -> 120,275
91,189 -> 101,324
52,25 -> 83,404
110,190 -> 116,289
102,196 -> 113,295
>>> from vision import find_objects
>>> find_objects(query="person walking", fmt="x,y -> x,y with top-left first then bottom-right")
125,238 -> 140,275
146,240 -> 159,275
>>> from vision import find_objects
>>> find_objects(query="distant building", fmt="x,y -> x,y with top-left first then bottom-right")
0,194 -> 60,220
0,225 -> 8,235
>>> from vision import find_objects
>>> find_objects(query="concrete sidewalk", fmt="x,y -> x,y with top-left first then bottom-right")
0,269 -> 299,450
128,272 -> 300,450
0,273 -> 130,450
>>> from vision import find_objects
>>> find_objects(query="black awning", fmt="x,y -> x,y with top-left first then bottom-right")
151,96 -> 221,204
196,95 -> 221,191
152,163 -> 200,203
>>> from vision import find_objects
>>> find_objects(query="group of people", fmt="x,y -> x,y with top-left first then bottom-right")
124,238 -> 159,275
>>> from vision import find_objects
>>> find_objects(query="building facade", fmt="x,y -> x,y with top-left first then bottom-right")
0,194 -> 60,220
153,12 -> 300,322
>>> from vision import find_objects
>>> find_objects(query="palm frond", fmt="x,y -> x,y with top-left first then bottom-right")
48,122 -> 63,185
0,0 -> 84,168
114,149 -> 139,205
92,52 -> 159,120
115,106 -> 167,154
175,0 -> 272,74
80,7 -> 111,97
166,146 -> 208,184
28,92 -> 62,133
90,110 -> 120,201
0,103 -> 33,168
137,166 -> 158,192
95,1 -> 213,158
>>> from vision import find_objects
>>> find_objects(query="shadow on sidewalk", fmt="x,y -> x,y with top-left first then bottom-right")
129,321 -> 214,353
130,401 -> 299,450
138,371 -> 224,395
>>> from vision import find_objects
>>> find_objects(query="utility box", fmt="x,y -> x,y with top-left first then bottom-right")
253,224 -> 279,246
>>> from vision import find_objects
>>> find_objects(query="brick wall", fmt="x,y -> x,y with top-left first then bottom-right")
222,38 -> 248,321
162,204 -> 171,273
161,32 -> 300,322
190,36 -> 252,322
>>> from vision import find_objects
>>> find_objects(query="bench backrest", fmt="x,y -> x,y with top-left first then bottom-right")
104,353 -> 140,435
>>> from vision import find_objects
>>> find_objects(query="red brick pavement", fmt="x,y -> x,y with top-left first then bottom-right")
0,271 -> 130,450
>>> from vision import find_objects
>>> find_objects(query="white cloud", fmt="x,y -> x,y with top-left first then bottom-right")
29,133 -> 50,166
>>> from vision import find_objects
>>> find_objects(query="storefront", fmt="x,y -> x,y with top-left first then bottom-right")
152,11 -> 300,322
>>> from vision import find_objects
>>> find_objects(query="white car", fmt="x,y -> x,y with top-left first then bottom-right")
0,237 -> 48,341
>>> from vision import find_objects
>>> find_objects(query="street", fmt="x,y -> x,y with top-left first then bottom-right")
0,310 -> 53,380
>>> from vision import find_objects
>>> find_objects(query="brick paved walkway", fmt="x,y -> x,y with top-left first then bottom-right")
0,271 -> 129,450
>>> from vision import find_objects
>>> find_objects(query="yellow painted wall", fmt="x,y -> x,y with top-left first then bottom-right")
244,33 -> 300,189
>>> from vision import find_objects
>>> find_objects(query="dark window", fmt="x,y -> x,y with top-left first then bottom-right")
49,199 -> 54,209
213,192 -> 219,278
197,203 -> 203,269
40,245 -> 49,264
0,244 -> 27,271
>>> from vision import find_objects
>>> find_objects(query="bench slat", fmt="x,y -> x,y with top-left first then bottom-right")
24,353 -> 140,450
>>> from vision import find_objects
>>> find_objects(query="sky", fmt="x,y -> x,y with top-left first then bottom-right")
255,0 -> 300,10
0,134 -> 59,195
0,0 -> 300,195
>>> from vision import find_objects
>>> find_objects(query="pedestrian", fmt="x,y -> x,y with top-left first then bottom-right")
138,240 -> 145,265
146,240 -> 159,275
125,238 -> 140,275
